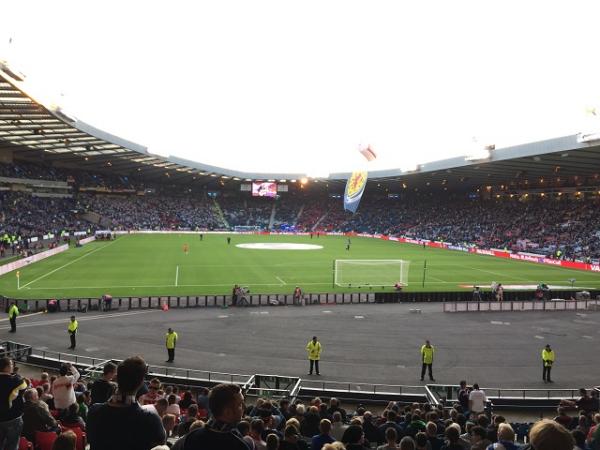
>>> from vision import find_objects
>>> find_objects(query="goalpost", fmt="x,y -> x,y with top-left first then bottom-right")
333,259 -> 410,287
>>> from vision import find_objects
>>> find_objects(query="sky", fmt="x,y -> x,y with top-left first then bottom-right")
1,1 -> 600,175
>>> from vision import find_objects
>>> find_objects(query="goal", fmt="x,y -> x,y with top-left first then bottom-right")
333,259 -> 410,287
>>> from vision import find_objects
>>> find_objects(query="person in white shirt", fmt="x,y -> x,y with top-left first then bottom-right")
468,383 -> 487,416
331,411 -> 347,441
52,364 -> 80,411
165,394 -> 180,416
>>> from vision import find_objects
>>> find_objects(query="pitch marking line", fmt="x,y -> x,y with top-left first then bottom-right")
0,310 -> 159,331
18,239 -> 120,290
175,266 -> 179,287
0,311 -> 45,322
275,276 -> 286,285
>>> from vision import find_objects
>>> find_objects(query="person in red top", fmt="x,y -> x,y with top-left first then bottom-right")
293,286 -> 303,306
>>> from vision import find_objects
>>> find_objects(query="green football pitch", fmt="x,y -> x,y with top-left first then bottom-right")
1,234 -> 599,299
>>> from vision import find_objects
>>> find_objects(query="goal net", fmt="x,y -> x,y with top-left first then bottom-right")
334,259 -> 410,287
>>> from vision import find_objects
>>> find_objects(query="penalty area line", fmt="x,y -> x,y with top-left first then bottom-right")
275,276 -> 286,286
175,266 -> 179,287
18,239 -> 120,290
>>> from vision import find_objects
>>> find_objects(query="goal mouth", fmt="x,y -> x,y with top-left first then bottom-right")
333,259 -> 410,288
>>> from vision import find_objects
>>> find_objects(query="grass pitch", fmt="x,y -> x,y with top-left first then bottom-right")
1,234 -> 599,299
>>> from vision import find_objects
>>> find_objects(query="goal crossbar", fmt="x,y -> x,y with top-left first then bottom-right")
334,259 -> 410,287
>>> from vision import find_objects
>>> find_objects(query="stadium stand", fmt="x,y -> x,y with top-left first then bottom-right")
3,360 -> 597,449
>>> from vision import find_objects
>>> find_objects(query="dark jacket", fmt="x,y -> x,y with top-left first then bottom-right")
22,401 -> 58,442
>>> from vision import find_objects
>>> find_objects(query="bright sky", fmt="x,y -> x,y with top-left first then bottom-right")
1,1 -> 600,175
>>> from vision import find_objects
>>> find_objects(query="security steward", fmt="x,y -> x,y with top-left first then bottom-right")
542,344 -> 555,383
165,328 -> 178,363
420,340 -> 435,382
68,316 -> 78,349
8,302 -> 19,333
306,336 -> 322,375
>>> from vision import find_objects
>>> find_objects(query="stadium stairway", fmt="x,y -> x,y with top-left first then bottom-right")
268,201 -> 277,230
311,211 -> 328,231
212,199 -> 230,229
294,204 -> 304,226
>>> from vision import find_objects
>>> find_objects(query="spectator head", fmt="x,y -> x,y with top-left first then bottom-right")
529,420 -> 574,450
162,414 -> 176,433
472,426 -> 487,442
415,432 -> 428,449
168,394 -> 177,405
473,383 -> 480,390
103,362 -> 117,379
266,433 -> 279,450
59,364 -> 71,376
24,388 -> 38,402
116,356 -> 147,395
155,398 -> 168,417
251,418 -> 265,437
189,420 -> 205,432
579,388 -> 588,397
386,426 -> 398,443
497,423 -> 514,442
388,410 -> 397,422
237,420 -> 250,436
286,418 -> 301,432
284,424 -> 300,441
332,411 -> 342,423
208,384 -> 244,423
187,404 -> 198,419
148,378 -> 161,391
323,444 -> 346,450
329,397 -> 339,408
320,419 -> 332,434
426,422 -> 437,437
40,372 -> 49,382
52,430 -> 77,450
401,436 -> 416,450
295,404 -> 305,415
343,424 -> 364,445
445,425 -> 460,443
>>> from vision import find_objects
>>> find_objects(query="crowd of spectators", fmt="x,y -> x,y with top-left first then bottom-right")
79,194 -> 224,231
1,159 -> 600,260
1,356 -> 598,450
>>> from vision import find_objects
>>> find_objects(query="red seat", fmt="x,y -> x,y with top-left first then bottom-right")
18,437 -> 33,450
61,425 -> 87,450
35,431 -> 57,450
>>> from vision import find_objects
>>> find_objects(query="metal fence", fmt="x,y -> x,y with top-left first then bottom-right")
443,299 -> 600,313
4,289 -> 598,313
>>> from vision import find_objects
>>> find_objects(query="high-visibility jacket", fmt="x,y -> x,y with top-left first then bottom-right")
542,349 -> 555,366
306,341 -> 322,361
166,331 -> 178,349
8,304 -> 19,319
421,345 -> 434,364
68,320 -> 78,333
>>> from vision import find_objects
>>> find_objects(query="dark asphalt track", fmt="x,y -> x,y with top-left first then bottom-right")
2,303 -> 599,389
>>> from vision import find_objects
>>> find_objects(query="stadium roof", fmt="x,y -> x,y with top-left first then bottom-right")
2,61 -> 600,190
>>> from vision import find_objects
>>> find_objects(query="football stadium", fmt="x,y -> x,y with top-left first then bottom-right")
1,4 -> 600,450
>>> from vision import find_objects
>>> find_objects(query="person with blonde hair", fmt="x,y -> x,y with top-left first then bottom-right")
323,443 -> 346,450
528,420 -> 574,450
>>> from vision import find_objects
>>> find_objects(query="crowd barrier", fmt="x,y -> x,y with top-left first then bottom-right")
16,340 -> 598,410
443,299 -> 600,313
3,289 -> 599,312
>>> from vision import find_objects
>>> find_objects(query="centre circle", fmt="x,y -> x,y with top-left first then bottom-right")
235,243 -> 323,250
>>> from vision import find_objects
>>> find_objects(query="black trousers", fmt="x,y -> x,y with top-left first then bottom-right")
9,317 -> 16,332
309,359 -> 320,375
69,333 -> 76,349
421,363 -> 433,380
167,348 -> 175,362
543,364 -> 552,381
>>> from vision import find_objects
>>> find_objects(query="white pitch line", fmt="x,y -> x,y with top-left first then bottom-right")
18,240 -> 120,290
0,310 -> 159,331
275,276 -> 286,285
0,311 -> 45,322
175,266 -> 179,287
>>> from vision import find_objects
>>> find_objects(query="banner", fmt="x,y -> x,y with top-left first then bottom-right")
343,171 -> 368,213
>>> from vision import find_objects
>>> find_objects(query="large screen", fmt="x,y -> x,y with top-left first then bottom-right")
252,182 -> 277,197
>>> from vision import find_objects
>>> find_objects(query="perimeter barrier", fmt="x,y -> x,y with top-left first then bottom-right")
444,299 -> 600,313
2,289 -> 599,313
15,340 -> 599,411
